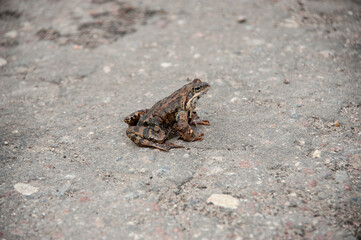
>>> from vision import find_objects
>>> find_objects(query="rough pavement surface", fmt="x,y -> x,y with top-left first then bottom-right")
1,0 -> 360,239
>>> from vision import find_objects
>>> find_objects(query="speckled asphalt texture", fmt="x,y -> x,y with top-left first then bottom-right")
1,0 -> 360,239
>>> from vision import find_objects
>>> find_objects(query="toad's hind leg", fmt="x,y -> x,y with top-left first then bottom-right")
124,109 -> 149,126
126,126 -> 184,151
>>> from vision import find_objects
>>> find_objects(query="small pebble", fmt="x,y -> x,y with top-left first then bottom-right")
319,50 -> 334,58
237,15 -> 247,23
14,183 -> 39,195
211,156 -> 223,162
231,97 -> 240,103
64,174 -> 75,179
207,194 -> 240,209
177,19 -> 185,26
5,30 -> 18,38
288,192 -> 297,197
22,22 -> 33,31
285,201 -> 297,207
312,150 -> 321,158
139,168 -> 147,173
144,92 -> 153,97
160,62 -> 172,68
193,32 -> 204,38
280,18 -> 299,28
73,45 -> 83,50
283,79 -> 290,84
103,97 -> 111,103
0,58 -> 7,67
3,141 -> 9,145
206,166 -> 223,176
103,66 -> 111,74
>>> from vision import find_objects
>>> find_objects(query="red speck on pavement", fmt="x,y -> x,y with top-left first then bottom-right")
80,196 -> 90,202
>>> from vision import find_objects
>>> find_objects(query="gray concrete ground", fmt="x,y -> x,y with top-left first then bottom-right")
1,0 -> 360,239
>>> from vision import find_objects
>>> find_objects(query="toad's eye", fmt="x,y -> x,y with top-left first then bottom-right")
193,86 -> 201,92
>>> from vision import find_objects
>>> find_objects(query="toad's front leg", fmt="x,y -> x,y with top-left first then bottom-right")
126,125 -> 184,151
189,111 -> 210,127
176,111 -> 204,142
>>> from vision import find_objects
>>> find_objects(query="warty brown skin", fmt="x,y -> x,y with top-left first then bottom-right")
124,79 -> 210,151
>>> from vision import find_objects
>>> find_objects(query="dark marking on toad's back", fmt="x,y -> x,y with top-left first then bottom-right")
124,79 -> 211,151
